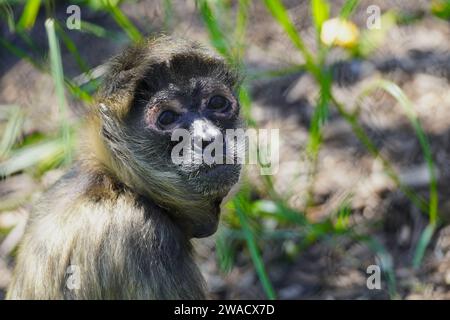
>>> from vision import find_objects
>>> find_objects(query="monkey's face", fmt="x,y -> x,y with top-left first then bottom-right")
97,40 -> 243,237
118,68 -> 245,237
127,75 -> 243,200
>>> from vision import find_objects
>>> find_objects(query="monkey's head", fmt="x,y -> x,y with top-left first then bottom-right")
87,36 -> 244,238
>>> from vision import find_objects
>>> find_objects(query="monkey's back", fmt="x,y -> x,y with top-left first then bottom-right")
7,166 -> 206,299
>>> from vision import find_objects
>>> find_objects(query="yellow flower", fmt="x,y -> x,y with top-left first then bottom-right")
320,18 -> 359,48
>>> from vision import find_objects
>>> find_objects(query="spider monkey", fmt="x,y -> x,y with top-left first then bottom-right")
7,36 -> 243,299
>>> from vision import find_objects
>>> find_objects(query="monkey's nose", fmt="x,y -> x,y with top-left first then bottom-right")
192,119 -> 221,150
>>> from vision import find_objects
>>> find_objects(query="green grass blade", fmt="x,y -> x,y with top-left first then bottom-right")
412,223 -> 435,269
0,106 -> 25,160
1,2 -> 17,32
215,228 -> 236,273
352,80 -> 438,268
353,234 -> 398,298
197,0 -> 230,59
79,20 -> 119,39
253,200 -> 308,226
356,11 -> 396,57
18,0 -> 41,30
197,0 -> 255,124
362,80 -> 438,225
16,28 -> 42,55
65,78 -> 94,103
248,64 -> 306,80
233,0 -> 250,59
0,139 -> 66,177
238,85 -> 255,126
105,1 -> 142,43
311,0 -> 330,34
263,0 -> 316,72
54,21 -> 100,92
55,22 -> 91,74
0,35 -> 43,70
162,0 -> 173,31
339,0 -> 360,19
234,195 -> 277,299
334,201 -> 351,231
333,94 -> 428,213
45,18 -> 72,165
304,70 -> 332,204
431,0 -> 450,20
307,71 -> 331,155
0,35 -> 92,103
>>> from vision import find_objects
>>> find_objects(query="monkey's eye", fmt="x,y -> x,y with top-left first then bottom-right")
207,95 -> 230,111
157,110 -> 179,128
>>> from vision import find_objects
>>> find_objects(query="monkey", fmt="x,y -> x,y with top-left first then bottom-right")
6,36 -> 244,299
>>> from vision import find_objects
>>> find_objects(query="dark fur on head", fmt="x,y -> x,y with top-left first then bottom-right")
98,36 -> 240,117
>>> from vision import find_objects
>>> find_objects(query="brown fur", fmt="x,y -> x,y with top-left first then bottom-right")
7,36 -> 242,299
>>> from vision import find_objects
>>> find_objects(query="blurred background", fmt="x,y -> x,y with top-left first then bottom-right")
1,0 -> 450,299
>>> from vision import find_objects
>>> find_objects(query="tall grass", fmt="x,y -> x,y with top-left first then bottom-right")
103,1 -> 142,43
198,0 -> 277,298
234,193 -> 277,299
45,18 -> 72,165
0,106 -> 24,161
0,0 -> 144,175
356,80 -> 438,267
200,0 -> 438,298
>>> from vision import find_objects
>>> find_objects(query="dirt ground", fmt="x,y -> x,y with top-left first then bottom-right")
1,0 -> 450,299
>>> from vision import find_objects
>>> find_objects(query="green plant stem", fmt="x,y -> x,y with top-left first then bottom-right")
330,94 -> 428,212
234,197 -> 277,300
45,19 -> 72,165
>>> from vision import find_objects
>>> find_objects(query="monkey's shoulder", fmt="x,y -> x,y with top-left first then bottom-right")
27,165 -> 182,242
12,165 -> 201,299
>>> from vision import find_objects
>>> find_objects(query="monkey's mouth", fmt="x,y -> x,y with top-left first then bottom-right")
198,162 -> 232,175
188,163 -> 241,196
198,163 -> 240,180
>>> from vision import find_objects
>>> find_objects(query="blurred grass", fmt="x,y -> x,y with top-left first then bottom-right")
198,0 -> 276,298
0,138 -> 68,177
0,0 -> 444,299
17,0 -> 41,30
431,0 -> 450,20
356,79 -> 439,267
0,106 -> 25,161
103,1 -> 142,43
45,18 -> 73,165
234,192 -> 277,299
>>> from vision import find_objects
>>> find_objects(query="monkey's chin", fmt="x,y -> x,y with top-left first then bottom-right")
191,218 -> 219,238
188,163 -> 241,198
